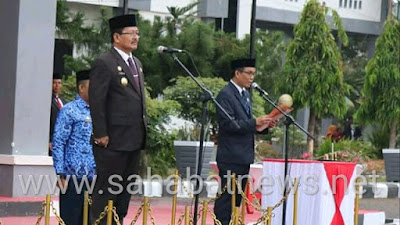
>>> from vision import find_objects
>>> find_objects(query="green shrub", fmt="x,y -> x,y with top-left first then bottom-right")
315,139 -> 375,163
255,141 -> 282,162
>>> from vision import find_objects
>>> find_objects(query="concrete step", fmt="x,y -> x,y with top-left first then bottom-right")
358,209 -> 385,225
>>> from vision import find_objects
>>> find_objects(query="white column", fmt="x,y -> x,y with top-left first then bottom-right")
0,0 -> 57,197
236,0 -> 253,39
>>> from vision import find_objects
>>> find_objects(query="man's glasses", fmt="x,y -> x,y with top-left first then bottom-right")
120,32 -> 140,37
240,70 -> 256,76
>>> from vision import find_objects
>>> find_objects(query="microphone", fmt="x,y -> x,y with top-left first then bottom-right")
251,82 -> 269,96
157,45 -> 184,54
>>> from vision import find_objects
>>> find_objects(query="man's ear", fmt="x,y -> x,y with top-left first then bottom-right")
78,83 -> 84,93
113,33 -> 120,44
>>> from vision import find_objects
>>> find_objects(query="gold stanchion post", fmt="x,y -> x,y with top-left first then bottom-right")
266,207 -> 272,225
143,197 -> 149,225
45,194 -> 51,225
83,191 -> 89,225
201,201 -> 208,225
171,170 -> 179,225
107,200 -> 113,225
231,173 -> 236,215
241,181 -> 248,221
293,178 -> 299,225
184,206 -> 190,225
354,178 -> 361,225
233,207 -> 239,225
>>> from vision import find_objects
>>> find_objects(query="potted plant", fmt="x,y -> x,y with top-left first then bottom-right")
382,148 -> 400,182
174,123 -> 216,179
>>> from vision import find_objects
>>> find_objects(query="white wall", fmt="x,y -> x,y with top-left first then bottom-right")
237,0 -> 252,39
66,2 -> 105,27
258,0 -> 382,22
140,10 -> 171,22
66,0 -> 119,7
333,0 -> 382,22
64,3 -> 106,59
150,0 -> 198,13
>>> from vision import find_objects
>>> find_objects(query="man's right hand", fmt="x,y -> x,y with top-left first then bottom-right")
94,136 -> 109,148
256,115 -> 273,126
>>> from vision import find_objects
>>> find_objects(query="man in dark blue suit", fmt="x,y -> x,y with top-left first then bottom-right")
214,58 -> 276,225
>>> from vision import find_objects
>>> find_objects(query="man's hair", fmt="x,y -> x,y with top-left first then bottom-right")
76,80 -> 89,93
232,67 -> 244,77
110,28 -> 124,44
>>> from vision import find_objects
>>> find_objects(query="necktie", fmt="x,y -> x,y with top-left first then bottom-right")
127,57 -> 141,89
241,90 -> 251,116
55,96 -> 62,109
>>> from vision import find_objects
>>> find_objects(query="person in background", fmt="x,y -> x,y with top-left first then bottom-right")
214,58 -> 277,225
52,70 -> 95,225
343,116 -> 362,140
89,14 -> 146,225
49,73 -> 66,156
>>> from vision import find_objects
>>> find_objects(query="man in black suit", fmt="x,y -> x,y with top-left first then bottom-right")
89,14 -> 146,225
214,58 -> 276,225
49,73 -> 66,156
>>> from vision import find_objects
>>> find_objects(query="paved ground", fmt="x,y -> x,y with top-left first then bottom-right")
360,198 -> 400,219
0,197 -> 262,225
1,197 -> 398,225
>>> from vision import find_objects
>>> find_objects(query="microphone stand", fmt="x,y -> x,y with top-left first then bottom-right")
170,53 -> 239,225
255,89 -> 314,225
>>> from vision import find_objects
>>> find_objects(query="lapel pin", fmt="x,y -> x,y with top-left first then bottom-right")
117,66 -> 122,72
121,77 -> 128,87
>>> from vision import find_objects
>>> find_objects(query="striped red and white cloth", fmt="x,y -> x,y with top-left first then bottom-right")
261,159 -> 363,225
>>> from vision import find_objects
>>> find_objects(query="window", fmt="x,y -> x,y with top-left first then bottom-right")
344,0 -> 347,8
339,0 -> 343,7
359,0 -> 362,9
349,0 -> 352,8
354,0 -> 357,9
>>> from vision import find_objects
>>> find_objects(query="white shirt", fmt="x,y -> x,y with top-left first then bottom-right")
230,79 -> 245,96
114,46 -> 135,68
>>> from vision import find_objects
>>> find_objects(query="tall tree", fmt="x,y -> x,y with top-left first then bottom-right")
166,1 -> 199,36
356,16 -> 400,148
341,35 -> 368,115
276,0 -> 350,153
56,1 -> 111,71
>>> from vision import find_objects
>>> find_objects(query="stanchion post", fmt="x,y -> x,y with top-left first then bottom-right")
241,181 -> 248,221
293,178 -> 299,225
354,178 -> 361,225
107,200 -> 113,225
45,194 -> 51,225
83,191 -> 89,225
266,207 -> 272,225
143,197 -> 149,225
171,170 -> 179,225
231,173 -> 236,215
184,206 -> 190,225
201,201 -> 208,225
233,207 -> 239,225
